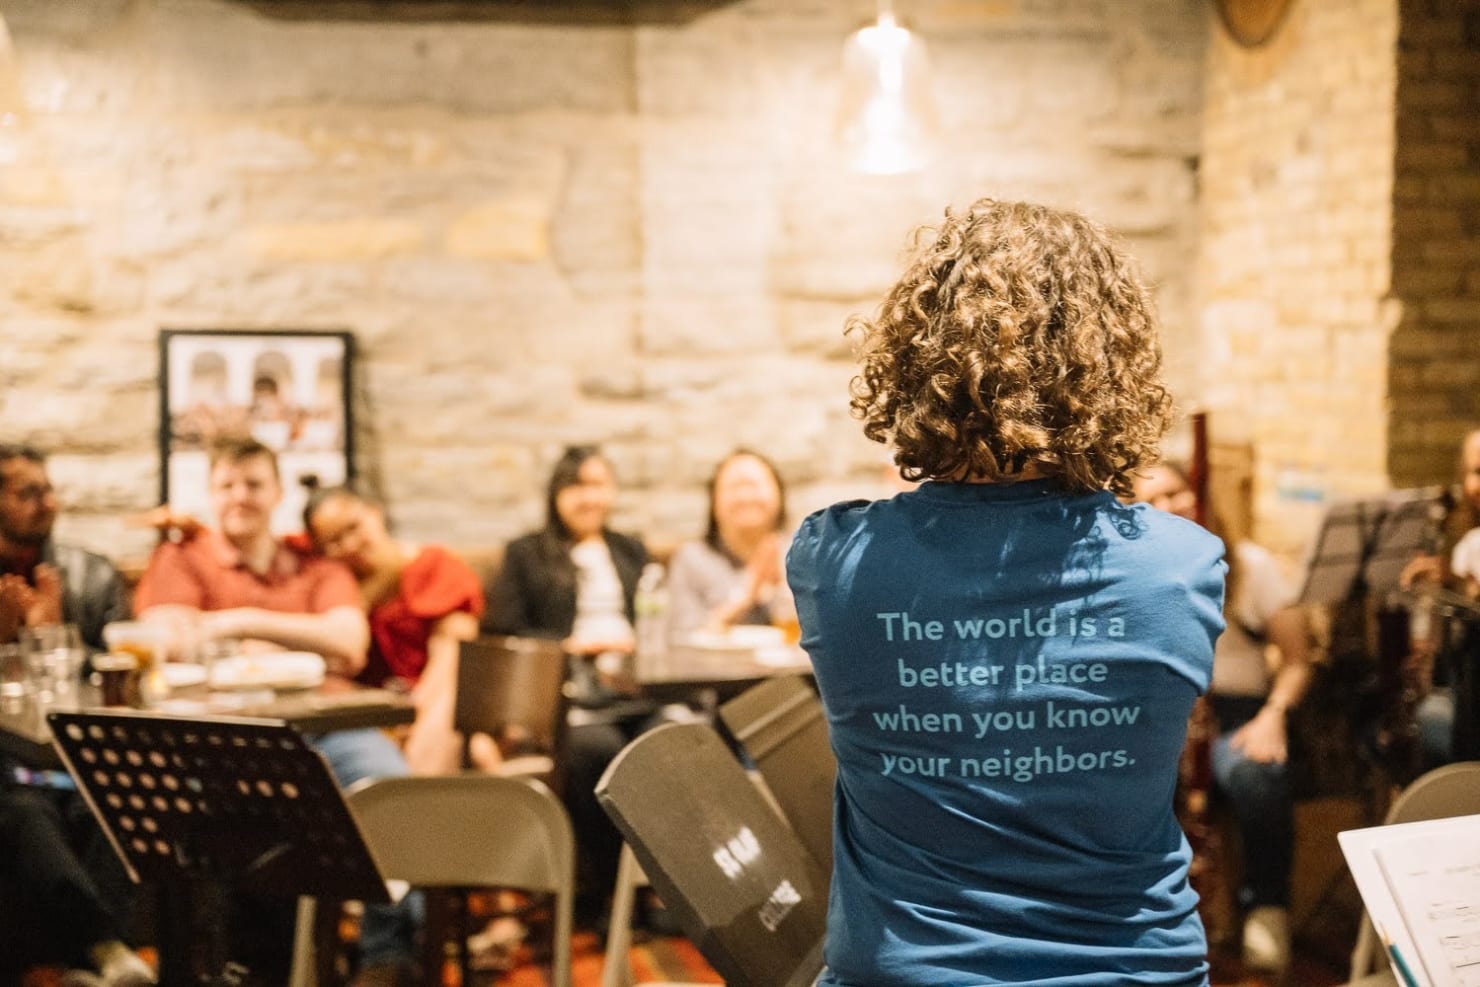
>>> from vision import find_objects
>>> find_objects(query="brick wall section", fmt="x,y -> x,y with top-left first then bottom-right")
1387,0 -> 1480,487
1196,0 -> 1399,556
0,0 -> 1206,558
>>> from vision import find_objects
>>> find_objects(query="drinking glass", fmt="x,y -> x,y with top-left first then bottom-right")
101,621 -> 166,672
0,643 -> 27,712
20,624 -> 83,705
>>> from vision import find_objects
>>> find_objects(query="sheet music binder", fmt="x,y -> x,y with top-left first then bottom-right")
48,709 -> 389,902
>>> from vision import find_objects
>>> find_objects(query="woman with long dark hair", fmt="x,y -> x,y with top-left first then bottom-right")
481,445 -> 650,926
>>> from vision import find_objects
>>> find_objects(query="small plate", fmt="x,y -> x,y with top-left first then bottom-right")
209,652 -> 326,692
683,625 -> 787,651
160,663 -> 208,689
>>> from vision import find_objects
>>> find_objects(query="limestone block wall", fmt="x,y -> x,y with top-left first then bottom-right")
0,0 -> 1207,558
1387,0 -> 1480,487
1196,0 -> 1399,556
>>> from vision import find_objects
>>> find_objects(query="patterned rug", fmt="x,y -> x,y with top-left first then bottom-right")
491,931 -> 722,987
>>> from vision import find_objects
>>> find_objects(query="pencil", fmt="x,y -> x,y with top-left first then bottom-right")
1378,921 -> 1422,987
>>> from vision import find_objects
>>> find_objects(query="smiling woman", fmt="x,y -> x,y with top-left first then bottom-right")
302,484 -> 483,774
666,448 -> 792,639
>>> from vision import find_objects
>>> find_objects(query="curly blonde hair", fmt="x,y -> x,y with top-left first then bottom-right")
848,198 -> 1173,496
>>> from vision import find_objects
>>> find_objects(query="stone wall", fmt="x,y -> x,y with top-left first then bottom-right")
0,0 -> 1207,559
1196,0 -> 1399,556
1388,0 -> 1480,487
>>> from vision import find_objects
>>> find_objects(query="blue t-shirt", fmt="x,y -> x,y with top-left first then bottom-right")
787,480 -> 1226,987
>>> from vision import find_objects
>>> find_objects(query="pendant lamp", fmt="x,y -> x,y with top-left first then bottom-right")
836,2 -> 934,175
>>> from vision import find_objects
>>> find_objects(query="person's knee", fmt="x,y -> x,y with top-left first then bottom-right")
1216,756 -> 1288,809
312,729 -> 410,788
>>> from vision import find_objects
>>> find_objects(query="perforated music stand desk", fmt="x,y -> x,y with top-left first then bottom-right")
48,709 -> 390,983
1296,487 -> 1444,606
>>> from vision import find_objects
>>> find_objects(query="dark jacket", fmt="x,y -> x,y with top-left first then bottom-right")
2,539 -> 131,652
482,529 -> 648,639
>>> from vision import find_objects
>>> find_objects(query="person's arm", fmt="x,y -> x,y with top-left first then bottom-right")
196,604 -> 369,675
665,545 -> 716,637
139,602 -> 370,675
0,575 -> 27,643
1229,604 -> 1314,764
404,609 -> 479,774
707,535 -> 783,631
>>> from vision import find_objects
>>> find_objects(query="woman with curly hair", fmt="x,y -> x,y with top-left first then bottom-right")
787,199 -> 1227,986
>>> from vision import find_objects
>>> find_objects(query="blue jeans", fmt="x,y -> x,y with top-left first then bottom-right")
1210,696 -> 1291,910
310,729 -> 420,968
1417,688 -> 1455,772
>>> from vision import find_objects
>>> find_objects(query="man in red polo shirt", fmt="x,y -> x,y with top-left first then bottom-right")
134,443 -> 366,672
135,437 -> 417,987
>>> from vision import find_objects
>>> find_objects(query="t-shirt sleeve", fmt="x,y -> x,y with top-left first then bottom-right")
1452,528 -> 1480,580
402,547 -> 484,620
133,541 -> 205,613
306,558 -> 363,613
1236,542 -> 1297,634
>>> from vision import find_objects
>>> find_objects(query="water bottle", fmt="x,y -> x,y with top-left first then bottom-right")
634,563 -> 670,677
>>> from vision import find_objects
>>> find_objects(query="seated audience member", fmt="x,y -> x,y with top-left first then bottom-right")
0,789 -> 155,986
0,444 -> 131,650
1132,462 -> 1314,974
1401,426 -> 1480,768
788,199 -> 1226,986
481,444 -> 650,926
0,444 -> 152,986
667,449 -> 793,638
133,437 -> 417,987
302,484 -> 483,775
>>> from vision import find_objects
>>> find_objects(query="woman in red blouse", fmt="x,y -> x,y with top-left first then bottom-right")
304,486 -> 483,774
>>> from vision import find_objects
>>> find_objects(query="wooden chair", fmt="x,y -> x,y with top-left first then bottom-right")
718,674 -> 835,876
595,722 -> 827,987
290,774 -> 576,987
455,635 -> 569,788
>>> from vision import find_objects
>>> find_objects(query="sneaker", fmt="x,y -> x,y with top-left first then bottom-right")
61,971 -> 106,987
1242,905 -> 1291,973
89,941 -> 156,987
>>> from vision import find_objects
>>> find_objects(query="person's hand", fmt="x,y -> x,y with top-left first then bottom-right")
1400,553 -> 1443,590
127,506 -> 205,542
26,563 -> 64,627
561,635 -> 635,657
0,576 -> 28,643
1229,706 -> 1289,764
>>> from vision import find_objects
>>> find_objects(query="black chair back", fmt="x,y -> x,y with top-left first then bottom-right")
719,674 -> 836,876
595,722 -> 826,987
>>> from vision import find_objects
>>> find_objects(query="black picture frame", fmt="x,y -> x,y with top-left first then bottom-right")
158,329 -> 355,534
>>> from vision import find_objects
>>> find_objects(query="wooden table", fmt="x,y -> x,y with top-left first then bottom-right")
633,642 -> 813,704
0,675 -> 415,769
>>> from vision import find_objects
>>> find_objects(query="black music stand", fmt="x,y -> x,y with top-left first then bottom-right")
48,710 -> 389,985
1296,486 -> 1446,606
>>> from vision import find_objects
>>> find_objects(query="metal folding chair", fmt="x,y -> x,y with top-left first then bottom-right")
290,774 -> 576,987
595,722 -> 826,987
719,674 -> 835,876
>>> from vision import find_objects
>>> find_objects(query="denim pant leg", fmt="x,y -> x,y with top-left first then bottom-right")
1417,688 -> 1455,771
1210,699 -> 1293,910
309,729 -> 420,968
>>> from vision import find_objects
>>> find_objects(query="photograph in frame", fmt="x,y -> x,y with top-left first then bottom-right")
159,329 -> 355,534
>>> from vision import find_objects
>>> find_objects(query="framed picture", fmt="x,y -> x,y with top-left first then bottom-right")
159,329 -> 355,534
